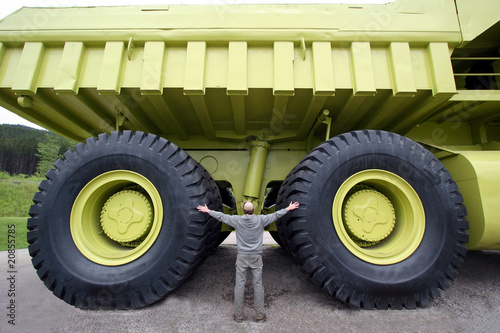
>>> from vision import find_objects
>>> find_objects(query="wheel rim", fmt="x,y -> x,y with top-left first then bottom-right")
71,170 -> 163,266
332,169 -> 425,265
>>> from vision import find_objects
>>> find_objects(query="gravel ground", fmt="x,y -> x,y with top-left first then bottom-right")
1,233 -> 499,333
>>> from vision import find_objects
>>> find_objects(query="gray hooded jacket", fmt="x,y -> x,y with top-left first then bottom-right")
208,208 -> 289,254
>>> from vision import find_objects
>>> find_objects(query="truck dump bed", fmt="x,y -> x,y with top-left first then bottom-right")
1,0 -> 497,145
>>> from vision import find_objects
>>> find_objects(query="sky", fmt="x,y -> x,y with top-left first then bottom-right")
0,0 -> 390,131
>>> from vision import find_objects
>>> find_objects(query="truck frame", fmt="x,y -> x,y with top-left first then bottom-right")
0,0 -> 498,309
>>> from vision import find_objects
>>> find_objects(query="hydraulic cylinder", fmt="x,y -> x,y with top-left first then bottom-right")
243,140 -> 270,200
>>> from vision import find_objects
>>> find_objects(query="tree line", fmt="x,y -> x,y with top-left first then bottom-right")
0,124 -> 76,176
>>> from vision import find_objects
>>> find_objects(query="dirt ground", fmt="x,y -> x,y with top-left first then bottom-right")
1,233 -> 499,333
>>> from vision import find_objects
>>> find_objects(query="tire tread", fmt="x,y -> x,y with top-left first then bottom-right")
276,130 -> 469,309
27,131 -> 222,309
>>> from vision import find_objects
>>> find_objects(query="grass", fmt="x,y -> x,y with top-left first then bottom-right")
0,217 -> 29,251
0,172 -> 42,251
0,172 -> 43,217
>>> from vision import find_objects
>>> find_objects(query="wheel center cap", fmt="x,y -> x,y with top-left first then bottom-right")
101,190 -> 153,243
362,206 -> 381,224
344,189 -> 396,242
354,198 -> 389,231
117,207 -> 134,224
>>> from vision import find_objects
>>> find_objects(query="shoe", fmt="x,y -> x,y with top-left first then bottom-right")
233,314 -> 244,323
256,314 -> 267,323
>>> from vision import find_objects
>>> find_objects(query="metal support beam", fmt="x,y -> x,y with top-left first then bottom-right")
35,90 -> 95,139
427,42 -> 457,97
307,109 -> 331,151
0,43 -> 5,65
184,41 -> 206,95
97,42 -> 125,95
116,109 -> 125,131
470,120 -> 489,145
391,94 -> 449,134
389,42 -> 417,97
227,41 -> 248,135
189,95 -> 216,140
141,41 -> 165,95
357,91 -> 405,130
147,95 -> 189,140
332,95 -> 367,134
351,42 -> 376,96
74,90 -> 115,132
312,41 -> 335,97
230,95 -> 246,135
274,41 -> 295,96
114,93 -> 162,134
297,95 -> 328,140
436,101 -> 483,124
243,140 -> 270,201
270,96 -> 290,134
12,42 -> 45,95
54,42 -> 85,95
227,41 -> 248,95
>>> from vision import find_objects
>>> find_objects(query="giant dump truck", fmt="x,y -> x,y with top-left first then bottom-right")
0,0 -> 499,310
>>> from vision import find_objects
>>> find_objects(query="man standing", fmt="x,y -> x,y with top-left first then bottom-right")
197,200 -> 300,323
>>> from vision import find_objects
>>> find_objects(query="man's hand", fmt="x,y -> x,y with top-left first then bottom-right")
197,204 -> 210,213
286,201 -> 300,211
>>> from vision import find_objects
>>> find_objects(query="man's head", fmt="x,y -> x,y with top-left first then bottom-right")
243,201 -> 254,215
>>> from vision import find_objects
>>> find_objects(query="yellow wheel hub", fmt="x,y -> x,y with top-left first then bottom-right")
333,169 -> 425,265
71,171 -> 163,266
343,189 -> 396,245
100,190 -> 153,245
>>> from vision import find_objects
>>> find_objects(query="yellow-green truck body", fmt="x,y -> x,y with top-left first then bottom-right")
0,0 -> 498,309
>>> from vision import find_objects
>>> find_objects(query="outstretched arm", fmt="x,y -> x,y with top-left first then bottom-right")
286,201 -> 300,211
197,204 -> 237,228
197,204 -> 210,213
260,201 -> 300,227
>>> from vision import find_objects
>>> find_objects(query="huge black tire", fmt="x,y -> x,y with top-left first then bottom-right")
27,131 -> 222,309
276,130 -> 469,309
220,187 -> 237,209
215,187 -> 236,245
263,187 -> 284,247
